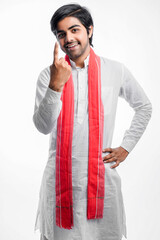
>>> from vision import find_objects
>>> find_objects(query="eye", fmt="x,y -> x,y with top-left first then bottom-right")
72,28 -> 79,33
57,33 -> 65,39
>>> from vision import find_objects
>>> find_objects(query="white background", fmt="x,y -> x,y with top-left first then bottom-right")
0,0 -> 159,240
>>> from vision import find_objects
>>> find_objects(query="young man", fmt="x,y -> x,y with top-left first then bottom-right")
33,4 -> 152,240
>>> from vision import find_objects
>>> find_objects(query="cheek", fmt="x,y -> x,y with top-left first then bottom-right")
77,33 -> 88,44
58,39 -> 64,46
58,42 -> 66,53
58,40 -> 65,50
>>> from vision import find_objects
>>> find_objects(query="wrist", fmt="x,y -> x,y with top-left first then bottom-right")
120,146 -> 129,154
49,82 -> 63,92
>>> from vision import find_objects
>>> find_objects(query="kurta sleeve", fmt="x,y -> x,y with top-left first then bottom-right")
33,67 -> 62,135
119,64 -> 152,153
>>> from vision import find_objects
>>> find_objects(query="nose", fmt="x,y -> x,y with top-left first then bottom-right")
64,31 -> 74,43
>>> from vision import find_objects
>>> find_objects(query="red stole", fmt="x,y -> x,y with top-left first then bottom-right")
55,48 -> 105,229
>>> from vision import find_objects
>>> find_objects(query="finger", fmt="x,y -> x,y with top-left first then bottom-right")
103,153 -> 113,160
102,148 -> 113,153
110,161 -> 120,169
54,42 -> 59,63
103,156 -> 116,163
59,57 -> 67,64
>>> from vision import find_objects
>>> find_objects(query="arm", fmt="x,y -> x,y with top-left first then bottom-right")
103,64 -> 152,168
32,68 -> 62,134
119,64 -> 152,152
33,42 -> 71,135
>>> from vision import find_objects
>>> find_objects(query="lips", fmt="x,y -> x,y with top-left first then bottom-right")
65,42 -> 79,49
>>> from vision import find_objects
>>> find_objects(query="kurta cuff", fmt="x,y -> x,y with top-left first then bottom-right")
120,141 -> 136,153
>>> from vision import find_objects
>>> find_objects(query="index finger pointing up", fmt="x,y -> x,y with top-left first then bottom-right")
54,42 -> 59,63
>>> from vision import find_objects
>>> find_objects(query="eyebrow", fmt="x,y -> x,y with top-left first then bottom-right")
57,24 -> 81,34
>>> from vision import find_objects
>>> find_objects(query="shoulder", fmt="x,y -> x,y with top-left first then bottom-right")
99,56 -> 124,86
100,56 -> 123,72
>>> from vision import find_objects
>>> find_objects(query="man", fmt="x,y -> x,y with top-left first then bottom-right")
33,4 -> 152,240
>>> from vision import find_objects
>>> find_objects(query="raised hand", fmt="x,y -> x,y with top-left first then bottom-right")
49,42 -> 72,92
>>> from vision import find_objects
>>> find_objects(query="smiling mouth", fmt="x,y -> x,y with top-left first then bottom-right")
65,42 -> 80,49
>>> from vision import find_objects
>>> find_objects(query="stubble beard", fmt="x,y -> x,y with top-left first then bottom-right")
64,39 -> 90,61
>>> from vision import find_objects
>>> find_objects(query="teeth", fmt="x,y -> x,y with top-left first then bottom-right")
67,43 -> 78,48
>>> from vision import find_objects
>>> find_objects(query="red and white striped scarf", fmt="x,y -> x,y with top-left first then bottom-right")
55,47 -> 105,229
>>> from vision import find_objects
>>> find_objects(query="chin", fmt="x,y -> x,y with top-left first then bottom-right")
69,51 -> 82,58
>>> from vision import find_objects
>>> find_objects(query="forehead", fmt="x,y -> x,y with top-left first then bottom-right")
57,16 -> 84,31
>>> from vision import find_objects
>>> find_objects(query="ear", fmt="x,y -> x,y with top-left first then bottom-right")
88,25 -> 93,38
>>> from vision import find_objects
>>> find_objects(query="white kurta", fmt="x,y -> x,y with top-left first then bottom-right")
33,54 -> 152,240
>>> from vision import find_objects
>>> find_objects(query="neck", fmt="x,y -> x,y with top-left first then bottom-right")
71,46 -> 90,68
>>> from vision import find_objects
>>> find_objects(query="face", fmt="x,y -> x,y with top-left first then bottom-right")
56,16 -> 93,61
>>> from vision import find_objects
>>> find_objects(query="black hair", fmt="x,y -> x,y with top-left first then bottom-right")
50,3 -> 94,47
